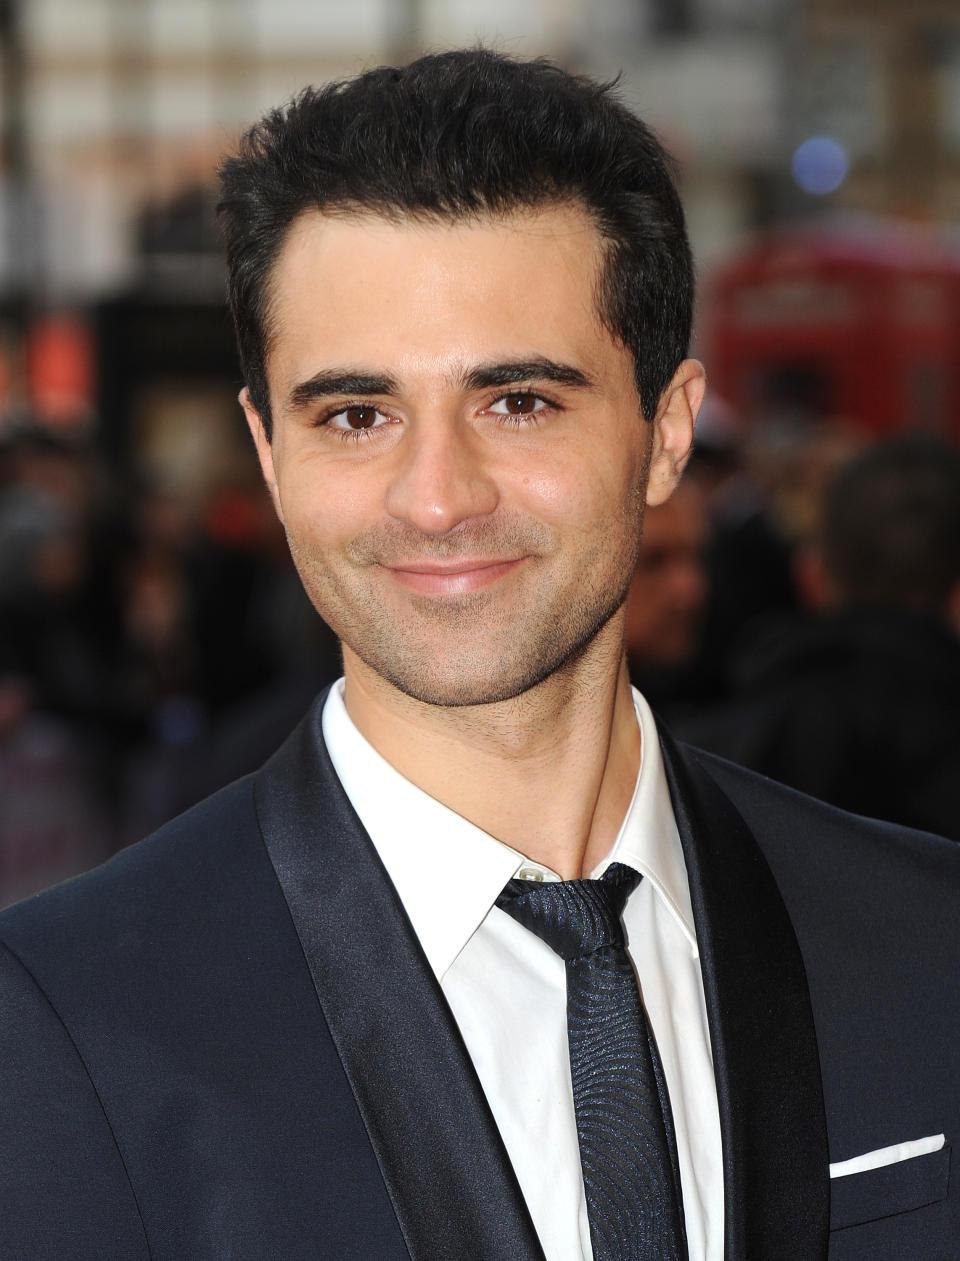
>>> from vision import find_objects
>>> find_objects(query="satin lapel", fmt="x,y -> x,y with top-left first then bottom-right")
659,728 -> 830,1261
253,696 -> 546,1261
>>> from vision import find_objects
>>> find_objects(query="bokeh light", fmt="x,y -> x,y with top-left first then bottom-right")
791,136 -> 849,195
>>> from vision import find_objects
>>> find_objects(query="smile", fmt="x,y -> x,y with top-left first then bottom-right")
381,557 -> 526,596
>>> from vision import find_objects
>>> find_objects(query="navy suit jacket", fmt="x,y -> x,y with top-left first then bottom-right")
0,693 -> 956,1259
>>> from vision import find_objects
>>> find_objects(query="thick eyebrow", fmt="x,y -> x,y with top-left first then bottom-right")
285,370 -> 400,413
462,358 -> 596,391
284,357 -> 595,413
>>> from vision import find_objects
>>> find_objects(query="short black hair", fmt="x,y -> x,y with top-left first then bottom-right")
217,48 -> 693,438
822,435 -> 960,615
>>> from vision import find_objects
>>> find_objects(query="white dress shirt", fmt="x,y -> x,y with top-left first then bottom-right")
322,680 -> 724,1261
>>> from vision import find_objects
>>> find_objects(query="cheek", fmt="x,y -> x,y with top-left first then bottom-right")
555,457 -> 643,525
514,451 -> 643,545
513,438 -> 608,510
279,461 -> 376,546
516,465 -> 570,515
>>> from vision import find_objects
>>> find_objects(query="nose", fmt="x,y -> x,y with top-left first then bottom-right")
384,415 -> 500,535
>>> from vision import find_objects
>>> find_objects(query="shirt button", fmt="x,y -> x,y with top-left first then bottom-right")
516,866 -> 545,881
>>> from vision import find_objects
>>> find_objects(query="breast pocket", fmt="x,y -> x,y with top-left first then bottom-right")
828,1144 -> 952,1261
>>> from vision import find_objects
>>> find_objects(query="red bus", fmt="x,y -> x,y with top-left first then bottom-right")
704,220 -> 960,439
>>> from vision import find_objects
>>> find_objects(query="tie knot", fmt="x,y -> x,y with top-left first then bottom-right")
496,862 -> 641,960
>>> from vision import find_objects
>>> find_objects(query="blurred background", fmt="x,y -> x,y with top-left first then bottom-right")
2,0 -> 960,905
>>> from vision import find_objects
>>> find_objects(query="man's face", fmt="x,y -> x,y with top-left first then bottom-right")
245,204 -> 698,707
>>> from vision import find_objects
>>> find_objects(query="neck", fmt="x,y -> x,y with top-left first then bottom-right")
341,621 -> 642,879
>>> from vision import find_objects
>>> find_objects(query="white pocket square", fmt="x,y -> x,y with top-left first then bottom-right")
829,1133 -> 945,1179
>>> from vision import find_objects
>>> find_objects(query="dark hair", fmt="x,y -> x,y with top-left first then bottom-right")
822,435 -> 960,615
217,48 -> 693,438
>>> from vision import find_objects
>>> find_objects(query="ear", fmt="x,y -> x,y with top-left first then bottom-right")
240,387 -> 284,525
645,360 -> 706,507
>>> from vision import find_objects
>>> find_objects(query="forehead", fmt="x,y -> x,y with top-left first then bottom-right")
263,205 -> 616,391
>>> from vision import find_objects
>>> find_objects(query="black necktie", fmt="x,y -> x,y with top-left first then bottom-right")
496,862 -> 687,1261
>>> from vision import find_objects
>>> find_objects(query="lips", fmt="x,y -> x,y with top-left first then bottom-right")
382,556 -> 526,595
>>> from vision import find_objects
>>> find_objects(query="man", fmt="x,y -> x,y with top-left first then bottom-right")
1,50 -> 956,1260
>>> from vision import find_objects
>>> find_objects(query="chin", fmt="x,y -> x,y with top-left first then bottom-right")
372,662 -> 547,709
355,623 -> 614,710
335,576 -> 632,709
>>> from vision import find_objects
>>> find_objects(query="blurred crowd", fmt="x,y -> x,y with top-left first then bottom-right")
2,408 -> 959,906
0,429 -> 342,905
626,412 -> 960,844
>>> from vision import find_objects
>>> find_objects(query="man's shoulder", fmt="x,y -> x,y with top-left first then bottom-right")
0,756 -> 342,1082
681,739 -> 960,966
685,739 -> 958,870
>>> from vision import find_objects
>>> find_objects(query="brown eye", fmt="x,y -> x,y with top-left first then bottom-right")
503,394 -> 538,414
343,406 -> 379,429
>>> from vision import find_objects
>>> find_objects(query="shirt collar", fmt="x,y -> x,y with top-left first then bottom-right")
597,688 -> 697,949
322,679 -> 696,981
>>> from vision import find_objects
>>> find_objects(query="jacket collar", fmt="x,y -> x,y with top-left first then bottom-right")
254,692 -> 546,1261
255,690 -> 829,1261
659,728 -> 830,1261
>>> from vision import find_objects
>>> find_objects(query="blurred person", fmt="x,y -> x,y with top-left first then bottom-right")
188,481 -> 284,713
113,539 -> 206,843
0,699 -> 109,909
681,395 -> 742,504
0,431 -> 118,721
0,514 -> 115,869
693,420 -> 858,701
625,476 -> 711,718
1,51 -> 958,1261
0,430 -> 96,611
0,433 -> 116,899
112,479 -> 295,841
686,435 -> 960,841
